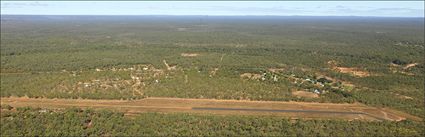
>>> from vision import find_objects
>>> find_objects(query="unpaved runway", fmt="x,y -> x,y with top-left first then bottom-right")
1,97 -> 420,121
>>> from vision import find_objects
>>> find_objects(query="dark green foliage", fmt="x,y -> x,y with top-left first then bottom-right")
0,104 -> 13,110
392,59 -> 407,65
1,107 -> 424,136
1,16 -> 424,118
317,77 -> 332,83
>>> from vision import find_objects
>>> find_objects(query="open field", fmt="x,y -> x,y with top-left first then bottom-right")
1,97 -> 421,121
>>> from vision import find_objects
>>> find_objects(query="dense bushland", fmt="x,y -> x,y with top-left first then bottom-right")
1,16 -> 424,118
1,107 -> 423,136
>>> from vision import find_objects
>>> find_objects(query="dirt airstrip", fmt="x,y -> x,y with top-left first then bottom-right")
1,97 -> 420,122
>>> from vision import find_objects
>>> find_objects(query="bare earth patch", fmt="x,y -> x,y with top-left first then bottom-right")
163,60 -> 177,70
389,63 -> 416,76
327,60 -> 370,77
400,96 -> 413,100
342,81 -> 355,87
268,68 -> 285,73
394,93 -> 414,100
181,53 -> 199,57
335,67 -> 370,77
240,73 -> 262,80
403,63 -> 419,69
292,90 -> 319,98
209,68 -> 219,77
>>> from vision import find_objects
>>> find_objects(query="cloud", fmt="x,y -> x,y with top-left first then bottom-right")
1,1 -> 423,17
335,5 -> 345,9
369,8 -> 424,16
1,2 -> 48,9
372,8 -> 421,12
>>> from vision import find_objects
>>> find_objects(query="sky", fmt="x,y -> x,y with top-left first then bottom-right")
1,1 -> 424,17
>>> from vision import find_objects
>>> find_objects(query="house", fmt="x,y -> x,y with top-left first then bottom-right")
273,75 -> 278,82
313,89 -> 321,94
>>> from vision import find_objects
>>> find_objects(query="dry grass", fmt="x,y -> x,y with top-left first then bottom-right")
268,68 -> 285,73
292,90 -> 319,98
181,53 -> 199,57
176,28 -> 188,31
240,73 -> 262,80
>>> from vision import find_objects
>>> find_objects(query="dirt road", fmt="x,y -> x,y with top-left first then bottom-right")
1,97 -> 420,121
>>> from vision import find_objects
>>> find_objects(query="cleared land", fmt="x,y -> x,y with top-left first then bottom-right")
1,97 -> 420,121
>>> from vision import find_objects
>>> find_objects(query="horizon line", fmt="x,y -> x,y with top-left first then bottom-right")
2,14 -> 424,18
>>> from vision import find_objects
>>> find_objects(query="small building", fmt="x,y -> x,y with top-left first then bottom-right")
273,75 -> 278,82
313,89 -> 321,94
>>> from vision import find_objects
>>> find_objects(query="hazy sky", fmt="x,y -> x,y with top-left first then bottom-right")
1,1 -> 424,17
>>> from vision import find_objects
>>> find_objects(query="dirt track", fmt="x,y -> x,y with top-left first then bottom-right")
1,97 -> 421,121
